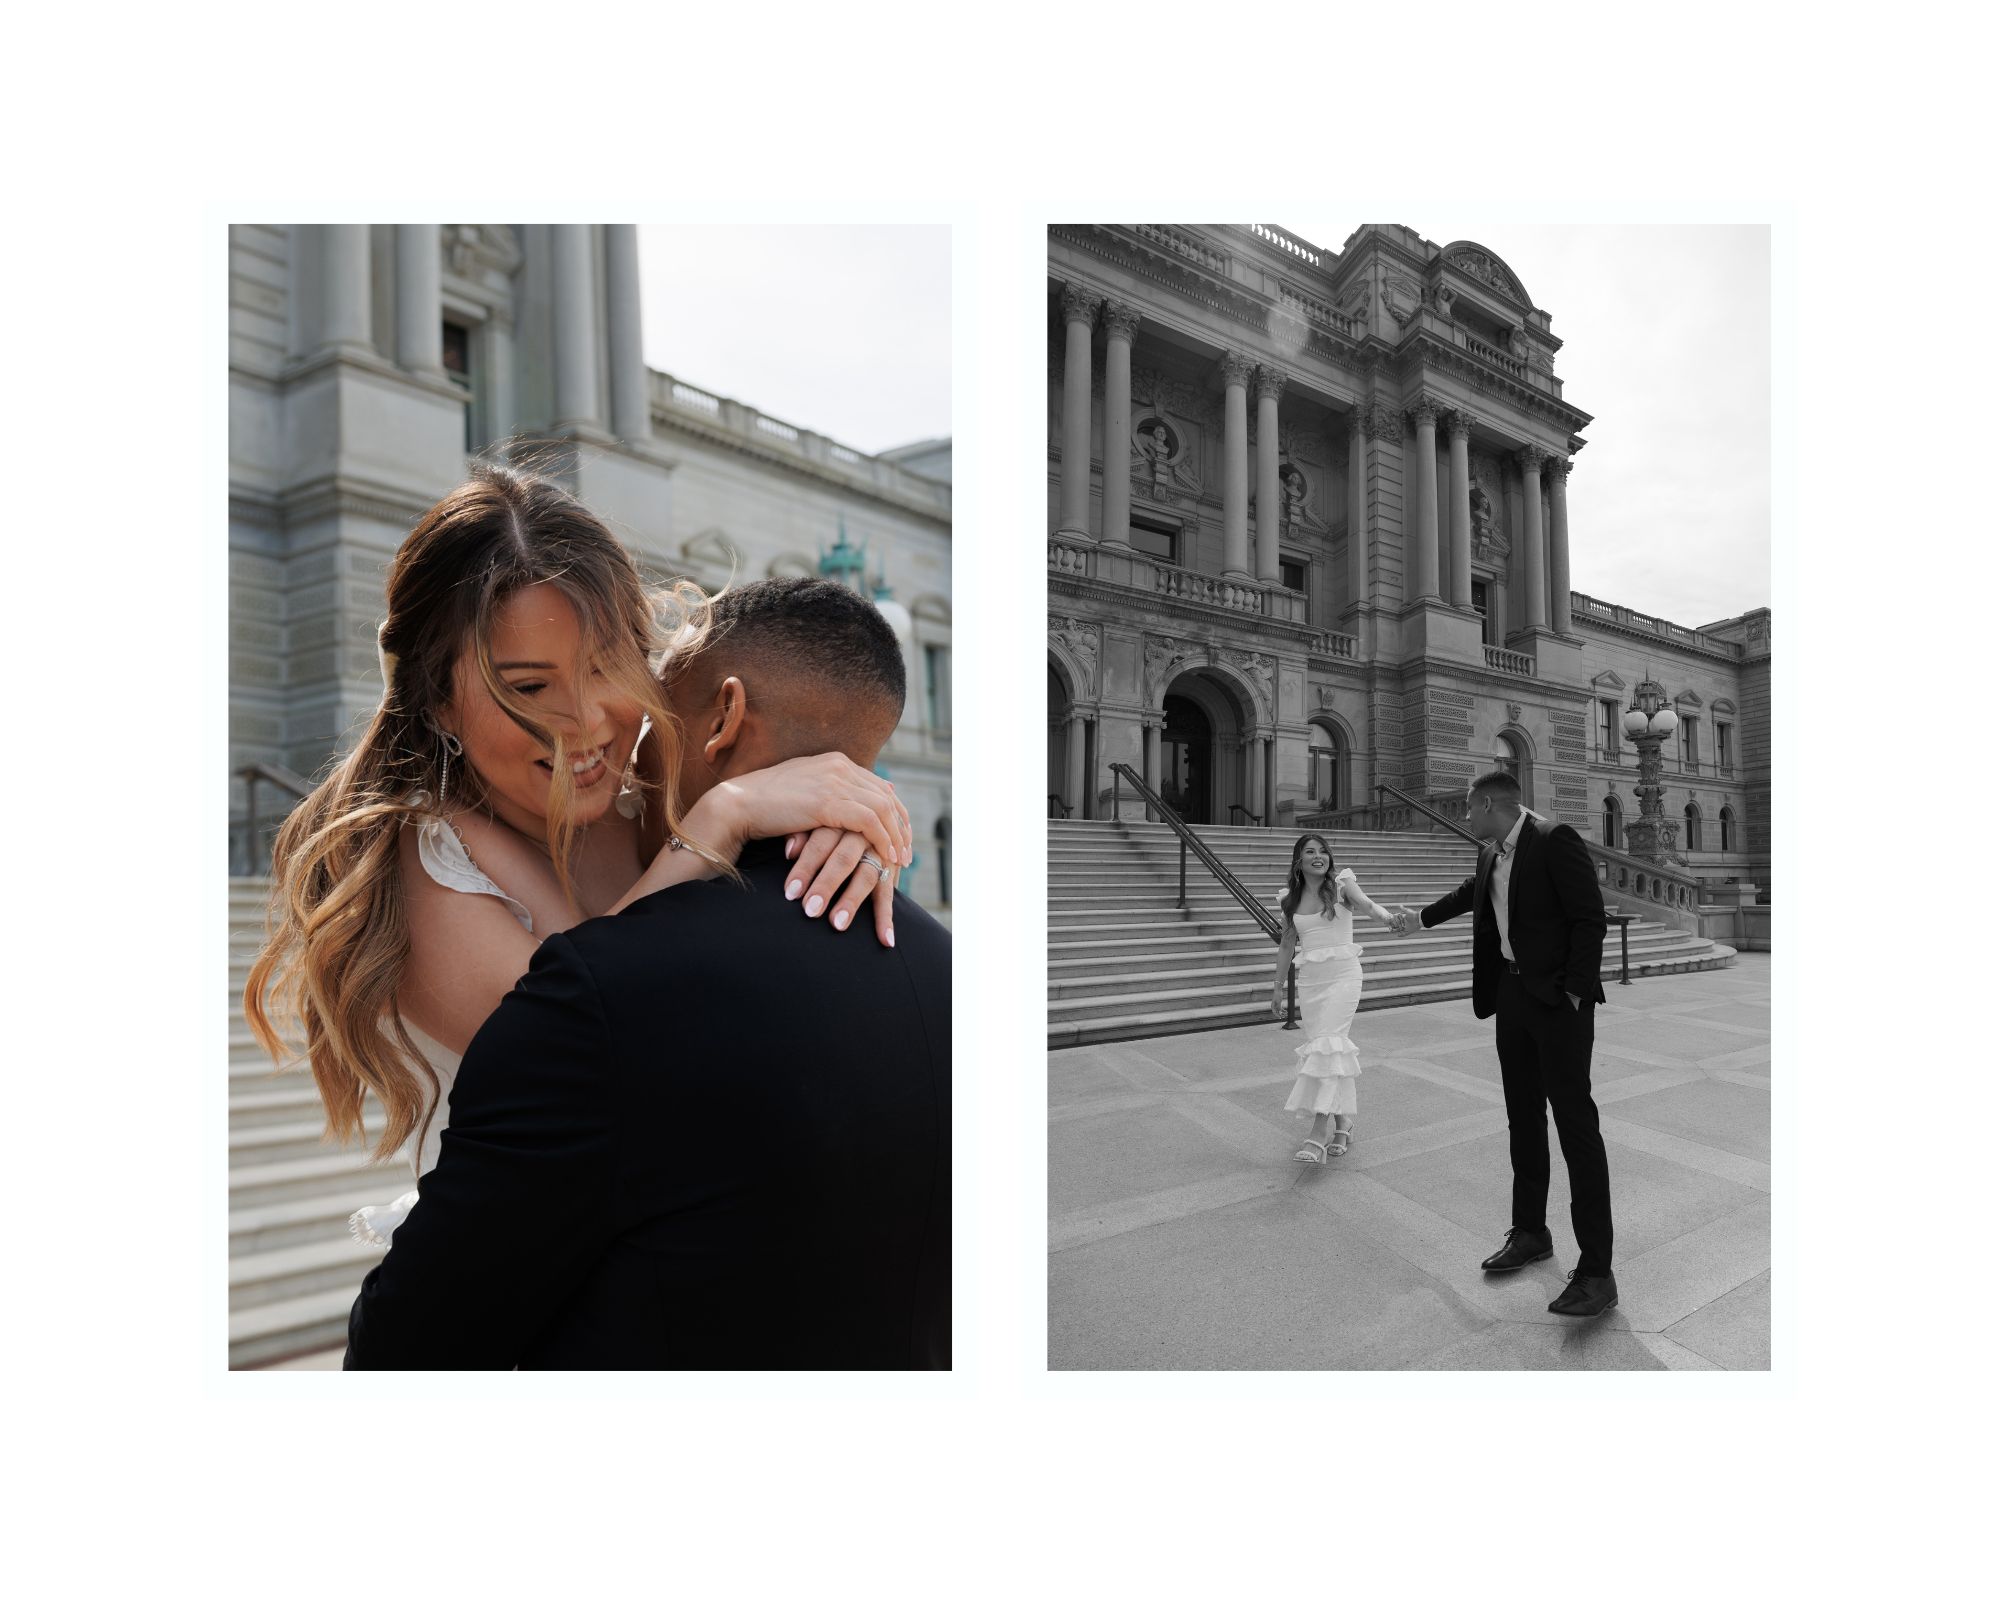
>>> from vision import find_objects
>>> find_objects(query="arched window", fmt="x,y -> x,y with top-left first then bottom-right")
1601,794 -> 1622,849
1308,722 -> 1343,811
1684,803 -> 1702,852
1720,806 -> 1736,852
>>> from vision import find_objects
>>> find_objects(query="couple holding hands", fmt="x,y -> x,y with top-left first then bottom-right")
1271,770 -> 1619,1319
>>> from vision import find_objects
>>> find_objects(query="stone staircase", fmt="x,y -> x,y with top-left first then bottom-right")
229,877 -> 407,1370
1048,819 -> 1736,1048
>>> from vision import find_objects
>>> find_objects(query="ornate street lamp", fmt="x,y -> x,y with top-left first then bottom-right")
1621,677 -> 1684,863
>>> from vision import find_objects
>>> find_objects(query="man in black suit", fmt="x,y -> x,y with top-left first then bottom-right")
344,578 -> 950,1369
1393,769 -> 1616,1317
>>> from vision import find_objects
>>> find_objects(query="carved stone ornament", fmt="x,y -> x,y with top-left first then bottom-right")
1508,328 -> 1530,360
1362,401 -> 1404,441
1220,648 -> 1276,717
1516,444 -> 1551,474
1052,617 -> 1100,693
1278,419 -> 1328,468
1446,249 -> 1526,305
1447,410 -> 1475,443
1407,397 -> 1445,430
1317,685 -> 1336,710
1380,273 -> 1422,327
1431,282 -> 1456,318
1060,282 -> 1103,325
1101,299 -> 1142,342
1218,350 -> 1255,389
1144,633 -> 1191,702
1505,702 -> 1523,723
1253,365 -> 1288,406
442,224 -> 522,280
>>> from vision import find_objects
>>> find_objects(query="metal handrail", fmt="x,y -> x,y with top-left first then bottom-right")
1108,762 -> 1297,1026
1225,803 -> 1263,827
1047,793 -> 1073,819
1374,781 -> 1482,850
236,761 -> 312,875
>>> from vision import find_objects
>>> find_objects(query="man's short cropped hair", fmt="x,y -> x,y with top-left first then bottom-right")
1470,768 -> 1523,804
704,576 -> 906,715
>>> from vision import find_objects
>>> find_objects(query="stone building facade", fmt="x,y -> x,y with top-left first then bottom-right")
1046,223 -> 1769,900
230,224 -> 952,914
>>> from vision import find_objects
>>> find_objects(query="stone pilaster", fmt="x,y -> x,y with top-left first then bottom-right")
321,225 -> 372,356
394,224 -> 443,376
551,225 -> 602,430
1548,457 -> 1573,634
1517,445 -> 1549,630
1253,366 -> 1286,583
1057,284 -> 1102,537
604,224 -> 650,442
1100,300 -> 1141,548
1447,411 -> 1474,609
1408,398 -> 1442,601
1343,411 -> 1367,621
1219,351 -> 1254,579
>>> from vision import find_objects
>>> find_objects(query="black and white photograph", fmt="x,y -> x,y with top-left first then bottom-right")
1046,222 -> 1771,1371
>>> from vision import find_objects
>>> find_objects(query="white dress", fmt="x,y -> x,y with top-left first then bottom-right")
1282,869 -> 1365,1119
347,805 -> 541,1249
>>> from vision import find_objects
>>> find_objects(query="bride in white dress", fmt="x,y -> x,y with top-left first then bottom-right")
1271,833 -> 1398,1164
243,466 -> 913,1245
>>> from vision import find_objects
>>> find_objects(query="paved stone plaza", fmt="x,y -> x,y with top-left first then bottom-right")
1049,955 -> 1770,1371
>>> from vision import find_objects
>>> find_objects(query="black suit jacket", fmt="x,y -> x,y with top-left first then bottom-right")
1419,814 -> 1608,1020
344,838 -> 950,1370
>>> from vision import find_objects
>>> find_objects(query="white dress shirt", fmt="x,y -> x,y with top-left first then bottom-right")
1489,808 -> 1530,962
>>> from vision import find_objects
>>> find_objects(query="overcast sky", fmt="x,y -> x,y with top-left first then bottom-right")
637,225 -> 951,458
1293,221 -> 1771,628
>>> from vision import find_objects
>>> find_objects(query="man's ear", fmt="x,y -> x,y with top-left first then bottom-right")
701,675 -> 749,767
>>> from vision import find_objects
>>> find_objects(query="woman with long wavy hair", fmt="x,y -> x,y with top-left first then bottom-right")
243,464 -> 912,1244
1272,833 -> 1397,1163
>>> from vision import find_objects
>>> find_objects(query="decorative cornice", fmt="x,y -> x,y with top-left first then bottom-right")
1218,350 -> 1255,388
1060,282 -> 1104,325
1253,365 -> 1287,406
1101,298 -> 1143,342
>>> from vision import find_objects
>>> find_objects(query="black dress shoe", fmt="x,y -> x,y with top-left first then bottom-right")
1480,1227 -> 1554,1272
1548,1270 -> 1618,1317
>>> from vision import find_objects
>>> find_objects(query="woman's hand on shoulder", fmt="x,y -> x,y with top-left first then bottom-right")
780,827 -> 900,946
679,754 -> 911,947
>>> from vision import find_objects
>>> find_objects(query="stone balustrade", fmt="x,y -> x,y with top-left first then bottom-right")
1133,224 -> 1230,276
651,370 -> 948,514
1484,644 -> 1537,677
1154,561 -> 1263,614
1048,536 -> 1093,579
1306,630 -> 1359,660
1570,590 -> 1744,661
1249,223 -> 1323,266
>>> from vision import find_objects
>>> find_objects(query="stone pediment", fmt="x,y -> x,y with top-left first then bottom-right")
1590,670 -> 1626,693
1439,241 -> 1533,309
766,550 -> 817,580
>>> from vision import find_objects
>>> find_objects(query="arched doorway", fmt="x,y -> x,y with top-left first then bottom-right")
1160,694 -> 1213,824
1684,803 -> 1702,851
1601,793 -> 1622,849
1048,661 -> 1081,817
1493,731 -> 1533,811
1307,720 -> 1346,813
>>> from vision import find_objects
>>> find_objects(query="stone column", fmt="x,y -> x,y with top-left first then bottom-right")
1408,399 -> 1442,600
1345,412 -> 1367,619
551,224 -> 602,430
394,224 -> 443,375
322,225 -> 372,355
1100,300 -> 1140,547
1219,351 -> 1253,579
1446,411 -> 1474,608
1247,736 -> 1265,821
1065,714 -> 1086,816
1518,446 -> 1549,630
1254,367 -> 1286,583
604,224 -> 650,442
1057,284 -> 1101,537
1548,457 -> 1573,634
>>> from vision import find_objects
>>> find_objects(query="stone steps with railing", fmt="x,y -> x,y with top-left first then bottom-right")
1046,819 -> 1734,1048
227,876 -> 409,1370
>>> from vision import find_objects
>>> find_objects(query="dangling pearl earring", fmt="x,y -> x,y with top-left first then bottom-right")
437,728 -> 464,801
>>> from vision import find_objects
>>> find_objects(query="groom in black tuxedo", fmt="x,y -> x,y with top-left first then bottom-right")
344,578 -> 950,1369
1396,769 -> 1616,1317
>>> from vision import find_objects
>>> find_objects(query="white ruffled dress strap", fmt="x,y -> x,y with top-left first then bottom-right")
407,792 -> 534,934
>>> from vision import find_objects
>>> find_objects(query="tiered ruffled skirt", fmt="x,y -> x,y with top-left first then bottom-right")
1283,943 -> 1364,1118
